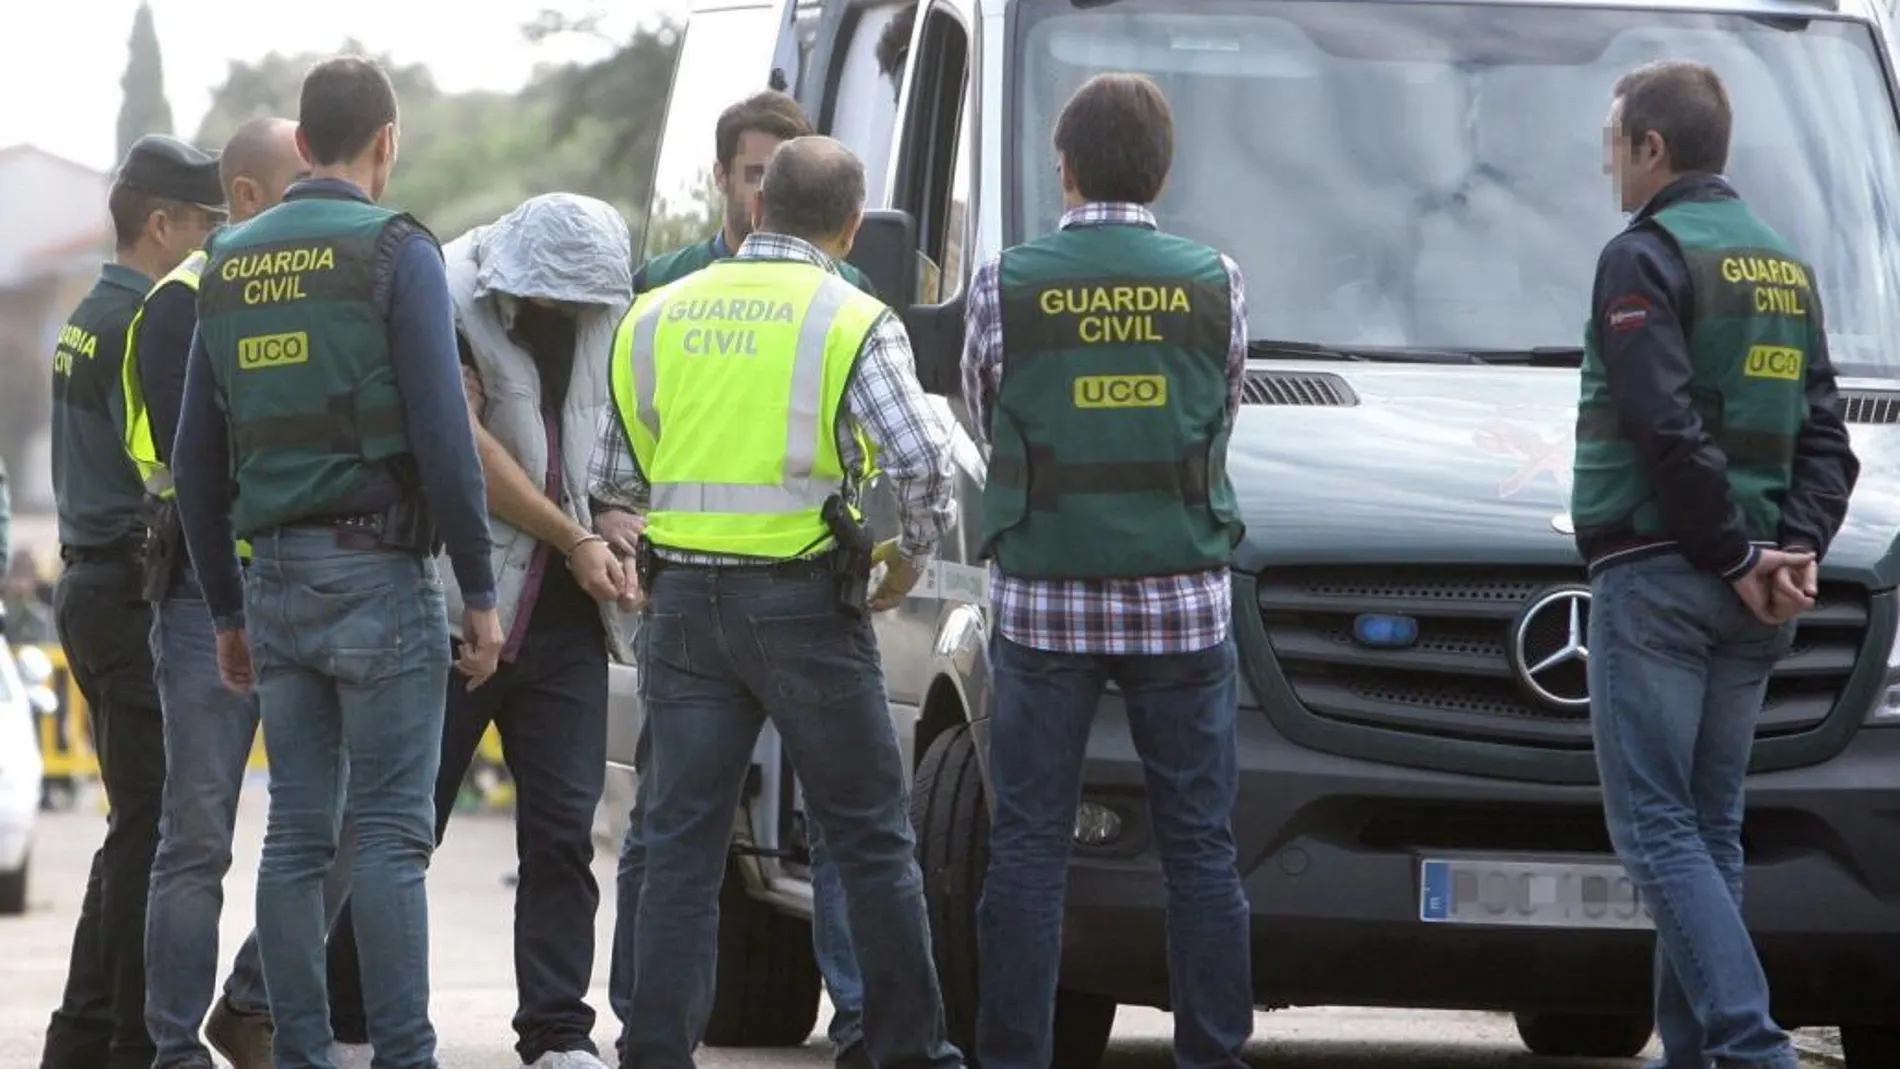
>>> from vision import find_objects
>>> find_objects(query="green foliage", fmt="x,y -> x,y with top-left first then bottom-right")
642,167 -> 724,257
192,16 -> 683,245
116,2 -> 174,162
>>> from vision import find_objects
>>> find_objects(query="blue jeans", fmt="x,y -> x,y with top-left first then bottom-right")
330,597 -> 609,1063
610,724 -> 865,1057
620,562 -> 958,1069
144,569 -> 360,1067
245,529 -> 450,1069
977,634 -> 1252,1069
1589,554 -> 1798,1069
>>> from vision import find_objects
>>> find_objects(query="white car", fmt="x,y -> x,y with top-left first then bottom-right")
0,640 -> 53,915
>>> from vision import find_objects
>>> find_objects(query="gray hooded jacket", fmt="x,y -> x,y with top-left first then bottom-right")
438,193 -> 636,662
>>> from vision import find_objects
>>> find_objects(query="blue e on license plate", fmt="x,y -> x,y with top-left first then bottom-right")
1419,857 -> 1652,930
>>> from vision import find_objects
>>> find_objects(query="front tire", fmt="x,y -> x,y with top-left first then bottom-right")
911,723 -> 1118,1068
703,857 -> 822,1047
1513,1011 -> 1653,1058
0,852 -> 28,915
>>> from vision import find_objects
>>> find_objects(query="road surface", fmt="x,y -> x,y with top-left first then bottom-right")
0,783 -> 1832,1067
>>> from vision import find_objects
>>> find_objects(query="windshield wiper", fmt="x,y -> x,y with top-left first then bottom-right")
1248,339 -> 1483,365
1465,346 -> 1586,368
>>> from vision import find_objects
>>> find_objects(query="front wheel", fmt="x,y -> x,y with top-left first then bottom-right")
702,857 -> 821,1047
911,723 -> 1119,1068
1512,1011 -> 1653,1058
0,853 -> 26,915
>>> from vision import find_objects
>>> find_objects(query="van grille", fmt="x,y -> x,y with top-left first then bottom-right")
1256,566 -> 1867,748
1842,389 -> 1900,424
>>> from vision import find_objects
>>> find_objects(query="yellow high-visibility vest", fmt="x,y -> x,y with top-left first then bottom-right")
608,259 -> 884,558
122,249 -> 250,560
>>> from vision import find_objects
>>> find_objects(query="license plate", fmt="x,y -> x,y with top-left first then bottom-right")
1419,857 -> 1652,930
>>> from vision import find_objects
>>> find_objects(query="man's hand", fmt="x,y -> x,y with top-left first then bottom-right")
461,365 -> 486,423
868,538 -> 924,613
596,508 -> 645,559
216,628 -> 254,695
1732,548 -> 1814,625
1770,551 -> 1820,621
457,606 -> 504,688
616,558 -> 646,613
568,536 -> 626,602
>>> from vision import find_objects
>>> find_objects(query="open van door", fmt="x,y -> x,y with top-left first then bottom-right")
634,0 -> 800,264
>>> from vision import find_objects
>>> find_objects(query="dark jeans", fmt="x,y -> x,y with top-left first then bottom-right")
1590,555 -> 1799,1069
621,562 -> 959,1069
611,721 -> 865,1061
42,552 -> 167,1069
976,634 -> 1253,1069
330,598 -> 609,1063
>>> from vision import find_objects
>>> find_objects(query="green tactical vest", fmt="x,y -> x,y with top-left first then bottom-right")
638,233 -> 877,297
979,225 -> 1245,580
198,195 -> 421,537
1572,197 -> 1815,543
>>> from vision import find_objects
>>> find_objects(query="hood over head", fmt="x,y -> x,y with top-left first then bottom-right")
471,192 -> 632,309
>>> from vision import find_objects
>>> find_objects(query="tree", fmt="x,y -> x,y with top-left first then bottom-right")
527,10 -> 683,241
116,2 -> 174,162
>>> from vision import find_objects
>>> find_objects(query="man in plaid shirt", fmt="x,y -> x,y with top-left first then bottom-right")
960,73 -> 1254,1069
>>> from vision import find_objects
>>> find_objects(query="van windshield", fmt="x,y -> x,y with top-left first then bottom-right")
1012,1 -> 1900,375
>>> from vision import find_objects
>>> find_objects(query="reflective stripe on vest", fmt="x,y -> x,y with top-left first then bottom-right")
609,260 -> 882,558
122,249 -> 207,499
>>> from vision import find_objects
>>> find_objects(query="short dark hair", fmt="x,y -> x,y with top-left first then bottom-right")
715,91 -> 812,171
758,136 -> 865,241
107,184 -> 196,249
298,55 -> 398,166
1053,73 -> 1174,205
1614,60 -> 1731,174
876,4 -> 916,80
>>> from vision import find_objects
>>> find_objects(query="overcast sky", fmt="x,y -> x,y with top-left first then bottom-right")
0,0 -> 684,172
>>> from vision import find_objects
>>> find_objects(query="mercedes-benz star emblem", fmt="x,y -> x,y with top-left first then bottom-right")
1509,586 -> 1591,710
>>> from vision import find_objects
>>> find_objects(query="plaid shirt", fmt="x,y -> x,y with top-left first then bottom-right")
962,202 -> 1249,655
588,232 -> 957,567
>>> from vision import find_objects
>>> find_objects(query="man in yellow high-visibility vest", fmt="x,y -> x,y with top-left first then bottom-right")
590,135 -> 962,1069
122,116 -> 353,1069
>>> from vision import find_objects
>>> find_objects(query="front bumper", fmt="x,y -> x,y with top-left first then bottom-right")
1054,693 -> 1900,1027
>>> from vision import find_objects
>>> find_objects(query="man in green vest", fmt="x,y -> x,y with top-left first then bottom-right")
41,133 -> 224,1069
592,134 -> 961,1069
171,55 -> 501,1069
608,88 -> 876,1069
960,73 -> 1253,1069
1570,60 -> 1858,1069
126,115 -> 358,1069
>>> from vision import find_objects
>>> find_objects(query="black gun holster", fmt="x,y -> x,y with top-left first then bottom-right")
821,494 -> 874,618
138,496 -> 185,603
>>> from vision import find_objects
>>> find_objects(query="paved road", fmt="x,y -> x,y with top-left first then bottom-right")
0,784 -> 1829,1068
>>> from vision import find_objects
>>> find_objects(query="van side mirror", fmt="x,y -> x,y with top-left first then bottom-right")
845,208 -> 964,397
905,296 -> 965,396
847,209 -> 919,310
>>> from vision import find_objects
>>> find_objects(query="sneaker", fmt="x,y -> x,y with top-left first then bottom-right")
835,1042 -> 873,1069
203,996 -> 274,1069
527,1051 -> 610,1069
329,1042 -> 375,1069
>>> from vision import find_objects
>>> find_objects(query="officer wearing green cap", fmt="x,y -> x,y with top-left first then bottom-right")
1572,60 -> 1859,1069
42,132 -> 225,1069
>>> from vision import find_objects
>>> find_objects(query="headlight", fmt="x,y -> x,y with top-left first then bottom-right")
1864,625 -> 1900,726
